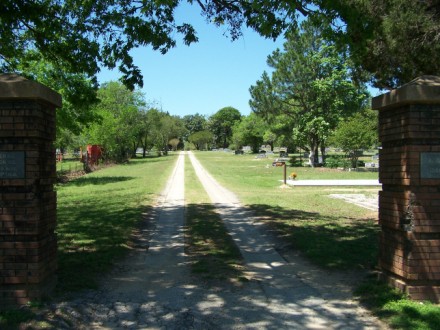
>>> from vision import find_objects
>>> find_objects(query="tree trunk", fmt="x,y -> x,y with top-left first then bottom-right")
308,149 -> 315,167
320,143 -> 326,165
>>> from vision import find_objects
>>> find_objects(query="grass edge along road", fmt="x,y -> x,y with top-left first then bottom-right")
192,151 -> 440,330
55,155 -> 177,294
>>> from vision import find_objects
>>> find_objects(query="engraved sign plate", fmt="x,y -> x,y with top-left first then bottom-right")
0,151 -> 25,179
421,152 -> 440,179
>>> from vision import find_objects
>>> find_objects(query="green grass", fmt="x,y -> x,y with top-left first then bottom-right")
0,308 -> 36,329
355,279 -> 440,329
55,155 -> 176,293
193,151 -> 379,270
56,159 -> 83,173
184,157 -> 246,283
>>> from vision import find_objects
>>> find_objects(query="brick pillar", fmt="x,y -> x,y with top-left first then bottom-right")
372,75 -> 440,302
0,74 -> 61,308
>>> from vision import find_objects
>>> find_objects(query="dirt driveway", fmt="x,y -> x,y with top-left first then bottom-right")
38,152 -> 386,329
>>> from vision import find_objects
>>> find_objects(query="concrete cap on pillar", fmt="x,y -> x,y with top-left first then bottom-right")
372,75 -> 440,110
0,73 -> 62,108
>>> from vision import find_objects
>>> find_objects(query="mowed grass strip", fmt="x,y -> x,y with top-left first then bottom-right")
184,156 -> 245,283
193,151 -> 379,270
56,155 -> 177,294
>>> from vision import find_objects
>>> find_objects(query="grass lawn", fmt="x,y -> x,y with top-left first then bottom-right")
193,151 -> 379,270
55,154 -> 177,294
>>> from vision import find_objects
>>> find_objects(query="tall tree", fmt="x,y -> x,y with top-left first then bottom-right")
153,114 -> 187,155
88,81 -> 145,162
250,19 -> 369,166
182,113 -> 207,140
208,107 -> 242,148
329,109 -> 378,168
188,130 -> 214,150
231,113 -> 267,153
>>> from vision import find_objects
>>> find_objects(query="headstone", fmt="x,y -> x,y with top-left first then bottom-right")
0,74 -> 61,308
372,75 -> 440,302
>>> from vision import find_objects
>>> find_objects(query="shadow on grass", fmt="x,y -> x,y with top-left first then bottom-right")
56,197 -> 144,294
185,203 -> 245,283
246,204 -> 379,270
65,176 -> 136,187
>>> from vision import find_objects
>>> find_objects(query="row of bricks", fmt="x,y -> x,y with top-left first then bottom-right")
0,198 -> 56,210
0,274 -> 55,285
0,240 -> 53,249
0,219 -> 56,229
0,254 -> 56,264
0,131 -> 55,138
379,125 -> 440,135
380,202 -> 440,212
0,207 -> 56,216
379,133 -> 440,142
0,123 -> 55,131
0,187 -> 35,194
379,261 -> 440,278
379,214 -> 440,225
380,144 -> 440,152
380,245 -> 440,260
0,192 -> 56,201
0,213 -> 56,222
379,105 -> 440,117
380,118 -> 440,128
0,227 -> 56,236
380,224 -> 440,233
379,178 -> 440,185
380,254 -> 440,268
0,179 -> 56,187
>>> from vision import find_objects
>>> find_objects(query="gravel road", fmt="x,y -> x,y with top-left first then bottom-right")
38,151 -> 386,329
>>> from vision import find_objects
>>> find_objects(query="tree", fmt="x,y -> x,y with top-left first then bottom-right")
168,138 -> 181,151
87,81 -> 146,162
152,115 -> 186,155
188,130 -> 214,150
14,55 -> 100,142
137,108 -> 162,158
3,1 -> 439,92
250,19 -> 369,166
208,107 -> 242,148
318,0 -> 440,89
231,113 -> 267,153
182,113 -> 207,140
329,109 -> 378,168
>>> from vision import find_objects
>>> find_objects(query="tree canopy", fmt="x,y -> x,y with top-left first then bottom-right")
2,0 -> 439,91
250,19 -> 369,166
208,107 -> 242,148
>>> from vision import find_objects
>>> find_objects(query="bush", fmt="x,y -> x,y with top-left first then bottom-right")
289,156 -> 303,167
325,155 -> 350,168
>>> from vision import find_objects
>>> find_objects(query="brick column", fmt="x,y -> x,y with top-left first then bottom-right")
0,74 -> 61,308
372,75 -> 440,302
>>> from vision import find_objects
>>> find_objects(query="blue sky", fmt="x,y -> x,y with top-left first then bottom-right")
97,3 -> 285,118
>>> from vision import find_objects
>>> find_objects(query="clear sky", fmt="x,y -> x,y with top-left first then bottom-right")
97,3 -> 285,118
